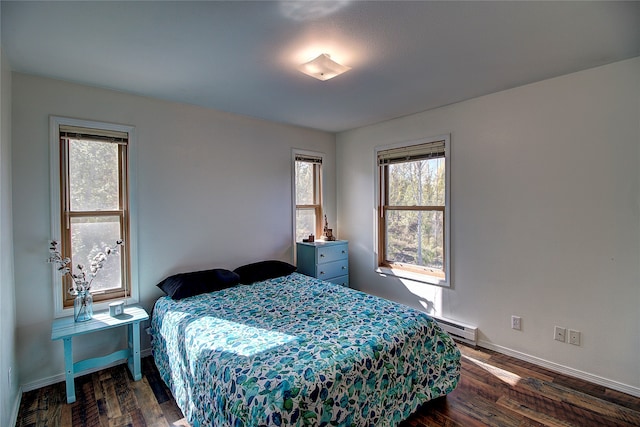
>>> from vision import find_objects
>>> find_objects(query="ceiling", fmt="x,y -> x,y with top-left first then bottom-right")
2,1 -> 639,133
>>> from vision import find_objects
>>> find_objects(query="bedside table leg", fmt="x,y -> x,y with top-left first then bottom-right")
127,322 -> 142,381
63,337 -> 76,404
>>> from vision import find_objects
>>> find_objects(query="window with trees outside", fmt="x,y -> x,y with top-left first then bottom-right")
293,151 -> 323,242
377,136 -> 450,286
50,117 -> 137,313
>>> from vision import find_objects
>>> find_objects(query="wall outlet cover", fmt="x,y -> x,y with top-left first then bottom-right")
511,315 -> 522,330
569,329 -> 581,346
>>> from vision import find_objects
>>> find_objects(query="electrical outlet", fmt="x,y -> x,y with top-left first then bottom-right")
511,315 -> 522,330
554,326 -> 566,342
569,329 -> 581,346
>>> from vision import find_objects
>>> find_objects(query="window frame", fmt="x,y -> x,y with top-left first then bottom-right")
292,149 -> 324,245
50,116 -> 139,318
375,135 -> 451,287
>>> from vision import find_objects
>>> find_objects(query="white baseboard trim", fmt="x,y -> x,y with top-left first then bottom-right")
21,347 -> 154,393
22,373 -> 62,393
10,386 -> 22,427
478,339 -> 640,398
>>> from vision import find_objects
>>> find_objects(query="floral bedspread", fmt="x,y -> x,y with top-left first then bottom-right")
150,272 -> 460,427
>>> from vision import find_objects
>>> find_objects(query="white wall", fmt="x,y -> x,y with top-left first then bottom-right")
337,57 -> 640,395
11,73 -> 336,388
1,42 -> 19,426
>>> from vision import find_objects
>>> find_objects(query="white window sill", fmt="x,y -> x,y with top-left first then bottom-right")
376,266 -> 449,287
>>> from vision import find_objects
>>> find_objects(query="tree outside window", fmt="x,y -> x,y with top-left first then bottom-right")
52,119 -> 134,310
294,152 -> 323,242
378,137 -> 450,286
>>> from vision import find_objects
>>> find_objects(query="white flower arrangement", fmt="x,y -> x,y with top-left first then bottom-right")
48,239 -> 123,295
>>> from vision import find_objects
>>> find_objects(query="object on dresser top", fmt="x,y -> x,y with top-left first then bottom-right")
322,214 -> 336,240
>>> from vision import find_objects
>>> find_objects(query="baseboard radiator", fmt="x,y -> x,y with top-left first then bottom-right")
433,316 -> 478,346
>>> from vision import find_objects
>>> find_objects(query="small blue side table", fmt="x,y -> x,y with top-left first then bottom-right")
51,305 -> 149,403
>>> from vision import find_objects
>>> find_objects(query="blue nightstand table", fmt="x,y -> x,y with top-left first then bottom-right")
296,240 -> 349,287
51,305 -> 149,403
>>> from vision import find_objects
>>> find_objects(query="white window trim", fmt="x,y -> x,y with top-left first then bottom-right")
374,134 -> 452,287
291,148 -> 325,257
49,116 -> 139,318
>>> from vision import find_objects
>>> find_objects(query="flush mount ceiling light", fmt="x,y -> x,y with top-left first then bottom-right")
298,53 -> 351,81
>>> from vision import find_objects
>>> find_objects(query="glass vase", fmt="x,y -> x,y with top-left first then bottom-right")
74,290 -> 93,322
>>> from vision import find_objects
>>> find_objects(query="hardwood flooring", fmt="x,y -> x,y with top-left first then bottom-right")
16,343 -> 640,427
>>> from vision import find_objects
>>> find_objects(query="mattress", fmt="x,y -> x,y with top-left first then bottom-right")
150,272 -> 460,426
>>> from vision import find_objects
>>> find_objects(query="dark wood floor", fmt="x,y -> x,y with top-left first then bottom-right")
16,343 -> 640,427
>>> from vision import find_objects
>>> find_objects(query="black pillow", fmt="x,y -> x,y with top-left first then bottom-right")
233,260 -> 297,284
157,268 -> 240,300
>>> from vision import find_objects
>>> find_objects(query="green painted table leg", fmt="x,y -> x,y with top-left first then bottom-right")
127,321 -> 143,381
63,337 -> 76,404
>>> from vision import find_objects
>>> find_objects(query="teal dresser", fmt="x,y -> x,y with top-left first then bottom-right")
296,240 -> 349,287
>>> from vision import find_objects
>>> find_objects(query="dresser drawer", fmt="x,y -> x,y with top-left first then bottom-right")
316,259 -> 348,281
326,275 -> 349,287
316,243 -> 348,264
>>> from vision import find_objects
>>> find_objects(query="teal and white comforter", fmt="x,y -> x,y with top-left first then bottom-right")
150,272 -> 460,427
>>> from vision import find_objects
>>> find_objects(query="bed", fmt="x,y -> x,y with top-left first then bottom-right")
150,270 -> 460,427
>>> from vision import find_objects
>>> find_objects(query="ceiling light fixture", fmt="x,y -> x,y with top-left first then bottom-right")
298,53 -> 351,81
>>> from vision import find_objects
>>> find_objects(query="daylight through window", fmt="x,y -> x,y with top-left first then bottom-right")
377,137 -> 450,285
294,153 -> 323,242
58,124 -> 131,307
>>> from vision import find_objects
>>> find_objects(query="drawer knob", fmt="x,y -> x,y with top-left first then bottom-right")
320,254 -> 325,258
342,266 -> 346,270
320,271 -> 325,275
341,250 -> 346,254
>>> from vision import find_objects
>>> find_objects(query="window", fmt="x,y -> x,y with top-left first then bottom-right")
377,136 -> 450,286
50,117 -> 137,315
293,151 -> 323,242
